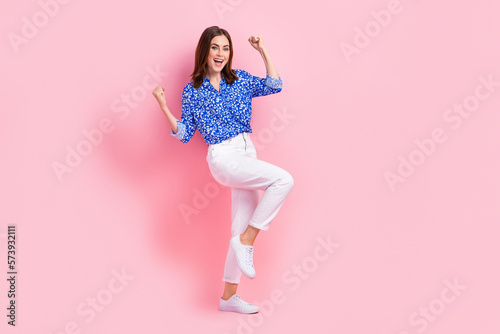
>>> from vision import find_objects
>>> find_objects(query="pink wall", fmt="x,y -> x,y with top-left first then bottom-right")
1,0 -> 499,333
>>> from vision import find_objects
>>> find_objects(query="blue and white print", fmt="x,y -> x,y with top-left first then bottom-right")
171,69 -> 283,145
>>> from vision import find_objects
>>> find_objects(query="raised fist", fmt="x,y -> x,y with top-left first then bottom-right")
152,86 -> 167,107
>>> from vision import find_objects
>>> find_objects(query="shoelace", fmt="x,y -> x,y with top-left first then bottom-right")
233,295 -> 251,306
245,247 -> 254,267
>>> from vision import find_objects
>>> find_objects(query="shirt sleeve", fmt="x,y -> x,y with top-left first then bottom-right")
170,86 -> 197,143
248,72 -> 283,98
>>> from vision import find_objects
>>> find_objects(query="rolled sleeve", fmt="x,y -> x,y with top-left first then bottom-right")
170,86 -> 197,143
246,70 -> 283,98
170,120 -> 187,140
264,73 -> 283,90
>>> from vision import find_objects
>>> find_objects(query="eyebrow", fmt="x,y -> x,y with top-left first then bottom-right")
211,43 -> 230,47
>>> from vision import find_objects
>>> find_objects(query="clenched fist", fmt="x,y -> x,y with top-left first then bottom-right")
152,86 -> 167,108
248,35 -> 265,52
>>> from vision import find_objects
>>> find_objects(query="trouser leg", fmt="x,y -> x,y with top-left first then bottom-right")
207,134 -> 294,283
210,155 -> 294,231
222,188 -> 259,283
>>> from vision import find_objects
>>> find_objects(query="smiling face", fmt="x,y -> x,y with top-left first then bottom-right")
206,34 -> 230,76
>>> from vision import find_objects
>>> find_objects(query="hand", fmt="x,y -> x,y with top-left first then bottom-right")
248,35 -> 265,52
152,86 -> 167,107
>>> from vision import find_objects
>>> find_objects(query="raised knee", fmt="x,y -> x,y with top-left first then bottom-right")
281,171 -> 294,190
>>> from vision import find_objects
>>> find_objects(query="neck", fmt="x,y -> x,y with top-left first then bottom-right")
206,70 -> 222,83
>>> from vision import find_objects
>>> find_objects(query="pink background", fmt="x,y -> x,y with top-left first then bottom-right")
1,0 -> 499,333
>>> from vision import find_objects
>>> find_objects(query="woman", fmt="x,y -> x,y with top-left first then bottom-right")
152,26 -> 294,314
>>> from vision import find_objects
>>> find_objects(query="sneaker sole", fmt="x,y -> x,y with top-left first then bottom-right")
219,305 -> 260,314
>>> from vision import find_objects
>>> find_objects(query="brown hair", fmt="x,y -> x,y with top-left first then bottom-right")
191,26 -> 238,89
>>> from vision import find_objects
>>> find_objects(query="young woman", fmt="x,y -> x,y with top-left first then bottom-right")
152,26 -> 294,314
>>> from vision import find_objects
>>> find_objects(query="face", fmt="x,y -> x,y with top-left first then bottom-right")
207,34 -> 230,75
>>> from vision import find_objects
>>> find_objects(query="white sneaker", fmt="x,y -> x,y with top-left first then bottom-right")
230,234 -> 256,279
219,294 -> 259,314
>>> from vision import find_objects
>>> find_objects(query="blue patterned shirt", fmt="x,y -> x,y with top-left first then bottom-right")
171,69 -> 283,145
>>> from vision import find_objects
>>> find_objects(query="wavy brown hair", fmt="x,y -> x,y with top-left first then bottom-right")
191,26 -> 238,89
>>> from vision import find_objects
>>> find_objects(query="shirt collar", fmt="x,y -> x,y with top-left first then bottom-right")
203,72 -> 226,91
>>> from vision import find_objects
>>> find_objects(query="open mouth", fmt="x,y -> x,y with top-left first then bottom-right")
214,58 -> 224,67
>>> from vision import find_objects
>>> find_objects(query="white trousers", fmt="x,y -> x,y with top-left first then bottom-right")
206,132 -> 294,284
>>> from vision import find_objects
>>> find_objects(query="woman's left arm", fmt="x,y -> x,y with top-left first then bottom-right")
248,35 -> 279,80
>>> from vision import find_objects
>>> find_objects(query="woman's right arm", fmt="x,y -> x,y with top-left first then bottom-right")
152,86 -> 197,143
152,86 -> 178,133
